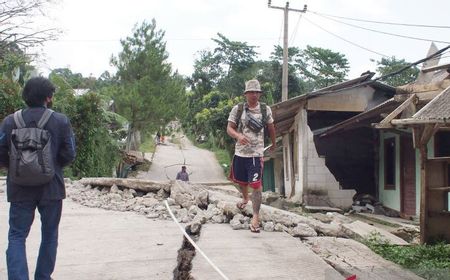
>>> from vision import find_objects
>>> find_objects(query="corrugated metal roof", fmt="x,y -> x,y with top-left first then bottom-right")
413,85 -> 450,121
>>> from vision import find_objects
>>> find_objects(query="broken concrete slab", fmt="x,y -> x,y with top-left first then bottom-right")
305,205 -> 344,213
304,237 -> 424,280
342,220 -> 409,245
0,196 -> 181,280
191,224 -> 344,280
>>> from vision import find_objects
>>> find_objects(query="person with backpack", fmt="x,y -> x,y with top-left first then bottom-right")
226,79 -> 276,233
0,77 -> 76,280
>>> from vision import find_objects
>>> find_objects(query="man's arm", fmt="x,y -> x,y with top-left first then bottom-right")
267,123 -> 276,152
0,119 -> 10,168
58,117 -> 76,167
227,121 -> 250,145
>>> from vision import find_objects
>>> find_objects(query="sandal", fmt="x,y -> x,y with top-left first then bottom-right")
236,201 -> 248,210
250,223 -> 260,233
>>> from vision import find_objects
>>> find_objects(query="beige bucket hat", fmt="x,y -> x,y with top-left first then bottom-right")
244,79 -> 262,93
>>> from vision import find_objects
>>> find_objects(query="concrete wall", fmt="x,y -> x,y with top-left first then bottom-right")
303,123 -> 355,208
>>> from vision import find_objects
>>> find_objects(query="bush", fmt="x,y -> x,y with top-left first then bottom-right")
67,93 -> 120,178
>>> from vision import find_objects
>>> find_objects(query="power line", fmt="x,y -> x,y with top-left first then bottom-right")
303,16 -> 390,57
289,13 -> 303,45
300,44 -> 450,99
309,10 -> 450,29
312,12 -> 450,44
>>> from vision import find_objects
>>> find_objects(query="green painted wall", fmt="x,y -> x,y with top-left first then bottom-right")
379,132 -> 401,211
414,137 -> 435,216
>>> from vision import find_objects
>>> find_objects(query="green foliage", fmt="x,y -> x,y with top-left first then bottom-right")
365,233 -> 450,280
67,93 -> 120,178
187,131 -> 231,175
256,46 -> 305,101
110,19 -> 187,141
297,45 -> 349,90
0,78 -> 24,119
49,68 -> 98,89
376,57 -> 419,87
50,72 -> 122,178
139,134 -> 156,154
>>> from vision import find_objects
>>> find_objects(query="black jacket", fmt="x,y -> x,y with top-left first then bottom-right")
0,107 -> 76,202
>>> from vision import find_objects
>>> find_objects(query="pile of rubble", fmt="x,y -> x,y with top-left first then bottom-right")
67,178 -> 368,239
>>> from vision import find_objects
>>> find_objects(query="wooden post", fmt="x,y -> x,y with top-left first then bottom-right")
419,144 -> 428,244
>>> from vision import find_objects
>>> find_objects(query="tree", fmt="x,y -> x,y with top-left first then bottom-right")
110,19 -> 186,149
212,33 -> 258,97
0,0 -> 59,49
296,45 -> 349,91
255,45 -> 304,102
376,57 -> 419,87
188,33 -> 258,99
49,68 -> 84,88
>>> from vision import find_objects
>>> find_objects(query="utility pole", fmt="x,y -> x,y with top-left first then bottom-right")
269,1 -> 307,199
268,1 -> 307,101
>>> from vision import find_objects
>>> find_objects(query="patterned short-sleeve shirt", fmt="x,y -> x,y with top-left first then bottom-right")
227,103 -> 274,157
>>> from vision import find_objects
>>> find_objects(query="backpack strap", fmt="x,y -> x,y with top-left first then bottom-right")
37,109 -> 54,129
235,103 -> 244,125
13,110 -> 26,129
260,103 -> 267,125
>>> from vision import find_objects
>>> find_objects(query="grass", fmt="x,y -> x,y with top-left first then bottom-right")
139,137 -> 156,154
364,232 -> 450,280
197,142 -> 231,175
187,133 -> 231,176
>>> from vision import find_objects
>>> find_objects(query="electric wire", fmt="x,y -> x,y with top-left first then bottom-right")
311,12 -> 450,45
289,13 -> 303,45
308,10 -> 450,29
303,16 -> 390,57
300,44 -> 450,99
278,16 -> 283,46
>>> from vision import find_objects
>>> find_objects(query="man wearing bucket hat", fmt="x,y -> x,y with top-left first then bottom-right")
226,79 -> 276,233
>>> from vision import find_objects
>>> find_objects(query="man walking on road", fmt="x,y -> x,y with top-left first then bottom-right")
226,79 -> 276,233
0,77 -> 76,280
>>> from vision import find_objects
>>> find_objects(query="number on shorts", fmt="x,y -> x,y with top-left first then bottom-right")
252,173 -> 258,181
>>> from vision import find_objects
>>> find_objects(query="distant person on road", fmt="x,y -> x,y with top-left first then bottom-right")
0,77 -> 76,280
176,165 -> 189,181
155,131 -> 161,145
226,79 -> 276,233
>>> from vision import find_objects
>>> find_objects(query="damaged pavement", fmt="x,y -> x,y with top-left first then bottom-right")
0,178 -> 423,279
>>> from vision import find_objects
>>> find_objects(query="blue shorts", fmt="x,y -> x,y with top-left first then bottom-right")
229,155 -> 263,189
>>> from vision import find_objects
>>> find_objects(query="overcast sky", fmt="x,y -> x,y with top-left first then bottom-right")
36,0 -> 450,80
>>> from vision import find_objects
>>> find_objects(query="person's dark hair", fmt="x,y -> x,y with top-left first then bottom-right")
22,77 -> 55,107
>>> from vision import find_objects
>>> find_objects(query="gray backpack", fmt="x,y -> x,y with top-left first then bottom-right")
9,109 -> 55,186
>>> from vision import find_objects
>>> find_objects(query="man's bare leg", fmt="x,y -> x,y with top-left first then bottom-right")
240,185 -> 249,204
251,186 -> 262,228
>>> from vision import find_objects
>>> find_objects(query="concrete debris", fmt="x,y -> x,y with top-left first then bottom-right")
291,223 -> 318,238
304,237 -> 423,280
263,221 -> 275,232
66,179 -> 408,243
342,220 -> 409,245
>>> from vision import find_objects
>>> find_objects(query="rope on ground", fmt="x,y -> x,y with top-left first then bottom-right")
164,200 -> 230,280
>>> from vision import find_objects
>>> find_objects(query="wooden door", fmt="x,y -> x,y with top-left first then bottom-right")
401,136 -> 416,216
263,159 -> 275,192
